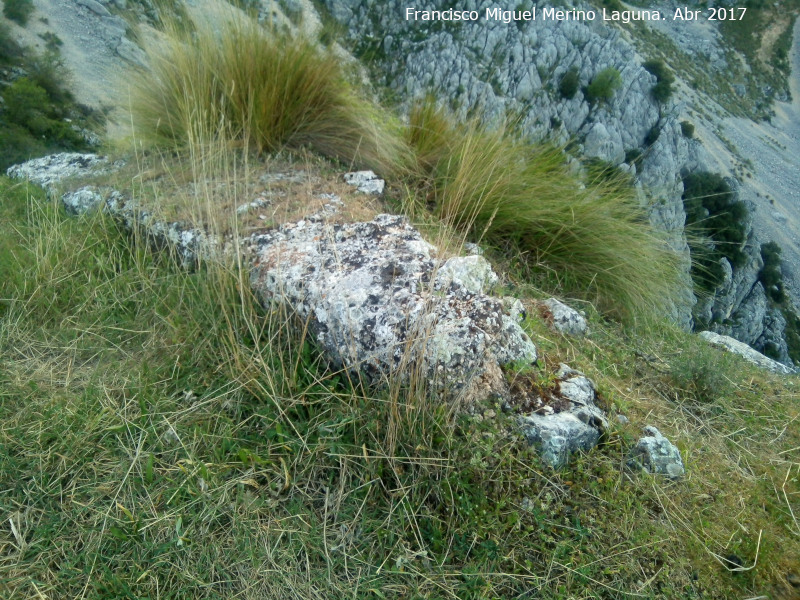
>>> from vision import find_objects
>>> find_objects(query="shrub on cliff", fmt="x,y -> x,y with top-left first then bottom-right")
406,101 -> 679,323
643,59 -> 674,103
759,241 -> 785,302
682,172 -> 747,289
3,0 -> 34,25
585,67 -> 622,104
130,5 -> 408,175
558,66 -> 580,99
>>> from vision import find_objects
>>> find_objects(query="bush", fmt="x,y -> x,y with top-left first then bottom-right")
759,241 -> 785,302
680,120 -> 695,138
683,172 -> 748,289
3,0 -> 34,25
586,67 -> 622,104
130,8 -> 408,175
644,125 -> 660,146
558,66 -> 580,100
0,22 -> 24,66
643,59 -> 674,103
406,101 -> 680,322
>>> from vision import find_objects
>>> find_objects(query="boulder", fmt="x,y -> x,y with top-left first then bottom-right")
249,214 -> 537,397
7,153 -> 108,194
699,330 -> 795,375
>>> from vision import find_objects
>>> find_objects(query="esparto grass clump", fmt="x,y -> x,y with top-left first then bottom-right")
406,101 -> 680,323
129,7 -> 407,175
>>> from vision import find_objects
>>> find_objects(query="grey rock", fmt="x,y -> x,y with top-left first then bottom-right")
77,0 -> 111,16
117,37 -> 148,68
628,426 -> 685,479
518,364 -> 608,468
6,153 -> 109,194
343,170 -> 385,195
539,298 -> 588,337
699,330 -> 796,375
435,255 -> 498,294
249,214 -> 536,397
62,186 -> 105,215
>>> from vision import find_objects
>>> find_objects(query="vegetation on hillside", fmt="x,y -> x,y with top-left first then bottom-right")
406,100 -> 679,323
2,5 -> 798,599
682,172 -> 748,292
0,23 -> 93,170
130,9 -> 407,175
1,174 -> 798,599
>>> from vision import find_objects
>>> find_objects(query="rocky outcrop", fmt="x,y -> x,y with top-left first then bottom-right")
249,214 -> 537,397
321,0 -> 701,328
319,0 -> 798,363
7,153 -> 109,192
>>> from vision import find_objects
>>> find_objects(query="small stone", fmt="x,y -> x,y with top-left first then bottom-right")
628,426 -> 685,479
62,186 -> 104,215
539,298 -> 588,337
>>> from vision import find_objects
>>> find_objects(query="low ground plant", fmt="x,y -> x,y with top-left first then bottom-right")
1,173 -> 798,599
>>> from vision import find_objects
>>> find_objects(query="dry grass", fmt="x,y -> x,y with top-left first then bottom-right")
127,2 -> 409,177
405,101 -> 682,324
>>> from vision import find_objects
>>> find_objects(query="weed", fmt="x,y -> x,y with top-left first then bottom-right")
680,120 -> 695,139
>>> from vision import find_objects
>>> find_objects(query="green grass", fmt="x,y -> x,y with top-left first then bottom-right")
1,166 -> 799,599
405,101 -> 680,324
129,3 -> 408,176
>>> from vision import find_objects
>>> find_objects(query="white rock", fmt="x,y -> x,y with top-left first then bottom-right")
343,171 -> 385,195
699,331 -> 795,375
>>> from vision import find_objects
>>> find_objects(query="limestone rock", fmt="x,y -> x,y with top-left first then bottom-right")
7,153 -> 108,194
249,214 -> 537,397
434,255 -> 498,294
343,170 -> 385,195
699,330 -> 796,375
518,364 -> 608,468
62,186 -> 105,215
538,298 -> 588,337
628,426 -> 685,479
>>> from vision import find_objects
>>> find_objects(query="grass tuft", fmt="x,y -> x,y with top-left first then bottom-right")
406,100 -> 681,323
128,4 -> 408,176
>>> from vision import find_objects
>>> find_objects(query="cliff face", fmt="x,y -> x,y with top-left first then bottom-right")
321,0 -> 796,363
